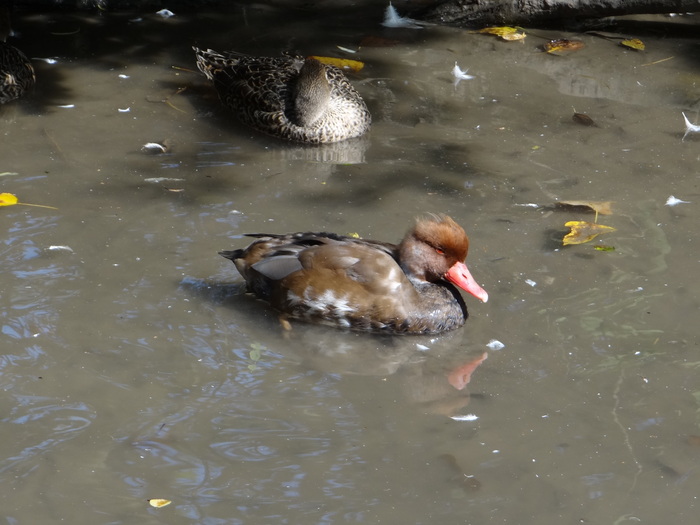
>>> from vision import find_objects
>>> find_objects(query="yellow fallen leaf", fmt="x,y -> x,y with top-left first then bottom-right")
308,56 -> 364,72
0,192 -> 57,209
544,39 -> 584,54
473,26 -> 526,41
499,31 -> 527,41
621,38 -> 645,51
476,26 -> 521,36
557,200 -> 614,215
563,221 -> 616,245
0,192 -> 19,206
148,499 -> 172,508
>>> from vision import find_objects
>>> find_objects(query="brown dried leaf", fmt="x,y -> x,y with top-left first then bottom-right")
557,200 -> 614,215
544,39 -> 585,54
572,112 -> 597,127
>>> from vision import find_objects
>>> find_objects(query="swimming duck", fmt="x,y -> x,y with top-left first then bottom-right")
193,47 -> 371,144
0,9 -> 35,104
220,215 -> 488,334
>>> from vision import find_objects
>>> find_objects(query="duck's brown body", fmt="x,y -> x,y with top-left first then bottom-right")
221,216 -> 488,334
0,9 -> 34,104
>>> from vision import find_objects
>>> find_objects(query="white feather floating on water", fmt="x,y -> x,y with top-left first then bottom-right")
144,177 -> 185,183
665,195 -> 690,206
382,2 -> 423,29
141,142 -> 168,154
451,414 -> 479,422
47,245 -> 74,253
486,339 -> 505,351
682,112 -> 700,140
452,62 -> 475,86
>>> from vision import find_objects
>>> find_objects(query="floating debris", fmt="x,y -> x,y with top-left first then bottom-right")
143,177 -> 185,183
665,195 -> 690,206
562,221 -> 616,245
57,104 -> 75,108
544,39 -> 585,54
141,142 -> 169,154
308,56 -> 364,72
118,107 -> 131,113
452,62 -> 475,86
620,38 -> 645,51
32,57 -> 58,64
474,26 -> 526,41
556,200 -> 614,216
572,112 -> 597,127
451,414 -> 479,422
682,112 -> 700,140
382,2 -> 423,29
336,45 -> 357,54
155,9 -> 175,18
46,245 -> 74,253
118,74 -> 130,79
486,339 -> 505,351
147,498 -> 171,508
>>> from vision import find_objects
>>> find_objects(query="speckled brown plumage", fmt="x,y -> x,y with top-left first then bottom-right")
0,9 -> 34,104
220,215 -> 488,334
194,47 -> 371,144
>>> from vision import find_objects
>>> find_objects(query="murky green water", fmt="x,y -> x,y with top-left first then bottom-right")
2,3 -> 699,524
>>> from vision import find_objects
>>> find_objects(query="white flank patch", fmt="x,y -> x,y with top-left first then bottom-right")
286,290 -> 302,306
330,294 -> 353,314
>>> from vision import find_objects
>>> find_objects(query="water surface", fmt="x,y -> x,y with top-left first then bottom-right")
2,4 -> 699,524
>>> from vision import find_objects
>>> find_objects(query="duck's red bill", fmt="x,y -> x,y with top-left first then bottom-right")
445,262 -> 489,302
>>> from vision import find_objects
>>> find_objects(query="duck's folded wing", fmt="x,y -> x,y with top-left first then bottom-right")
251,255 -> 303,280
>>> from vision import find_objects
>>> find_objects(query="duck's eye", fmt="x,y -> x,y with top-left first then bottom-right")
435,247 -> 445,255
